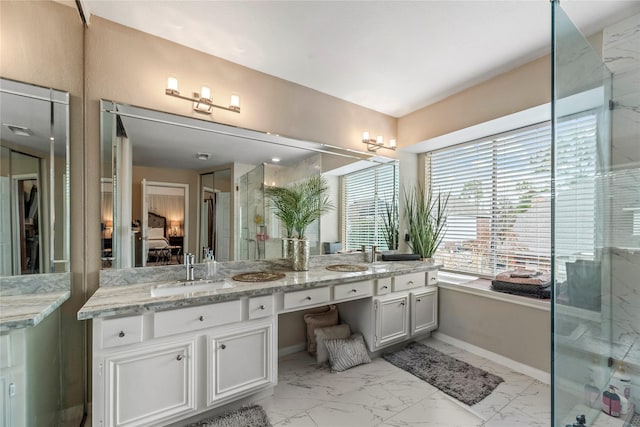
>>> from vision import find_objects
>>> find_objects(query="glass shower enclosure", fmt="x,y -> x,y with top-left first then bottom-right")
552,3 -> 639,426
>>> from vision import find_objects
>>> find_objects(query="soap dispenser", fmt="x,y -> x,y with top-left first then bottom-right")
205,249 -> 217,280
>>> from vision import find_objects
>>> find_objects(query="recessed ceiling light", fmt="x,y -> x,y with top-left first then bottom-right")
5,124 -> 32,137
197,152 -> 210,160
271,157 -> 280,162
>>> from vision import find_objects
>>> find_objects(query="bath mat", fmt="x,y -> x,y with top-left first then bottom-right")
186,404 -> 271,427
383,342 -> 504,405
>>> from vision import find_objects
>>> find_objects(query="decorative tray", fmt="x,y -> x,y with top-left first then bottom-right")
231,272 -> 287,282
325,264 -> 368,272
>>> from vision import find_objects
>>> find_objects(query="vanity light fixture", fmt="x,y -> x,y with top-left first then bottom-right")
271,157 -> 280,163
197,152 -> 210,161
362,131 -> 396,152
165,77 -> 240,114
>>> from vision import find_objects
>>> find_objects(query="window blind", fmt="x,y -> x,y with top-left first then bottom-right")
342,163 -> 398,251
427,113 -> 597,277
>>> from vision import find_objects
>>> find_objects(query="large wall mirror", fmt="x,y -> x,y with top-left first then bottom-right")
100,100 -> 396,269
0,78 -> 70,276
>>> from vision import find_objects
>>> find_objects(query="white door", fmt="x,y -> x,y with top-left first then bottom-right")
207,322 -> 273,405
411,288 -> 438,335
375,294 -> 409,349
215,192 -> 231,261
140,179 -> 149,267
0,177 -> 11,275
104,340 -> 196,426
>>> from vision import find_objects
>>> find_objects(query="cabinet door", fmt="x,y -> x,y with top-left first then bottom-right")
208,322 -> 274,405
104,339 -> 196,427
375,294 -> 409,349
411,288 -> 438,335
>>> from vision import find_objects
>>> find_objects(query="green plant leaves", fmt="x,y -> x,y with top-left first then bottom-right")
403,187 -> 449,259
264,175 -> 334,240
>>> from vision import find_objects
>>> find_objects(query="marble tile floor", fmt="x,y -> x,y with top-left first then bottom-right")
257,337 -> 551,426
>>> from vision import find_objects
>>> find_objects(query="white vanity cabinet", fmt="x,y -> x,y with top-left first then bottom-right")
339,272 -> 439,352
91,296 -> 277,427
207,320 -> 274,405
374,293 -> 410,348
101,338 -> 197,426
410,287 -> 438,335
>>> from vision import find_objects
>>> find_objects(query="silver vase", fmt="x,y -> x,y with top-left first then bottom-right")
291,238 -> 309,271
282,238 -> 296,265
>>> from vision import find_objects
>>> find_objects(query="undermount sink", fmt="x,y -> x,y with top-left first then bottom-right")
150,279 -> 234,297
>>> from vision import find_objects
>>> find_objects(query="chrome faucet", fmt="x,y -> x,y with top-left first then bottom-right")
370,245 -> 379,263
184,253 -> 195,281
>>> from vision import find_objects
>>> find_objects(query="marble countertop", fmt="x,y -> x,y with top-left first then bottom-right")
78,258 -> 438,321
0,272 -> 71,331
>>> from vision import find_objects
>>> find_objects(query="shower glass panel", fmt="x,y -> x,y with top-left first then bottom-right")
237,165 -> 266,260
553,3 -> 640,426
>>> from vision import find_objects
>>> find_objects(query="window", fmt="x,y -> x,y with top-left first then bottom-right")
342,163 -> 398,251
426,113 -> 597,277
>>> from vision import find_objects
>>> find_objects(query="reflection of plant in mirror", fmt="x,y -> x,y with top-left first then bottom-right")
265,176 -> 334,239
381,197 -> 399,250
404,187 -> 449,259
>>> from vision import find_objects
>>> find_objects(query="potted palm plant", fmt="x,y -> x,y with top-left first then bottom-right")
403,186 -> 449,261
265,175 -> 334,270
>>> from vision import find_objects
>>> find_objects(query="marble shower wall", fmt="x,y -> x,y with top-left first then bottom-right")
603,13 -> 640,395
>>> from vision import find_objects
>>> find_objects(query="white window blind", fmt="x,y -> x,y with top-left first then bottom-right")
554,113 -> 599,280
342,163 -> 398,251
426,114 -> 598,277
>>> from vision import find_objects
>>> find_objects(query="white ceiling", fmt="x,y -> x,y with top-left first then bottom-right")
85,0 -> 640,118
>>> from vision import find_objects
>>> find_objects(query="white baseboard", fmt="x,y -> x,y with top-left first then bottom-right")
278,343 -> 306,358
432,332 -> 550,384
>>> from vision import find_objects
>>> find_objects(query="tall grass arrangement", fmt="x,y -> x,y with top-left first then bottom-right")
381,198 -> 399,250
404,187 -> 449,259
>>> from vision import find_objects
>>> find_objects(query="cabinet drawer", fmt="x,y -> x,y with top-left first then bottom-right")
393,272 -> 425,292
334,280 -> 372,301
154,300 -> 242,338
248,295 -> 274,320
376,277 -> 392,295
283,287 -> 330,310
102,315 -> 143,348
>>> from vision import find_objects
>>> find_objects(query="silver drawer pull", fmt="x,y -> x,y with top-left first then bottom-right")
259,305 -> 265,310
351,289 -> 357,293
408,280 -> 414,284
305,296 -> 312,300
220,344 -> 226,350
416,298 -> 422,302
118,331 -> 125,338
382,285 -> 388,289
176,355 -> 183,361
199,315 -> 205,322
400,302 -> 406,306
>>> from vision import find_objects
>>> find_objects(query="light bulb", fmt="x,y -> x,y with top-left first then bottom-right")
389,139 -> 397,148
362,131 -> 370,142
376,135 -> 384,145
201,86 -> 211,100
230,94 -> 240,108
167,77 -> 178,91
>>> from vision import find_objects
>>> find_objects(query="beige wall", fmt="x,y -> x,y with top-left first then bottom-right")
1,0 -> 85,420
398,55 -> 551,147
438,288 -> 551,373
